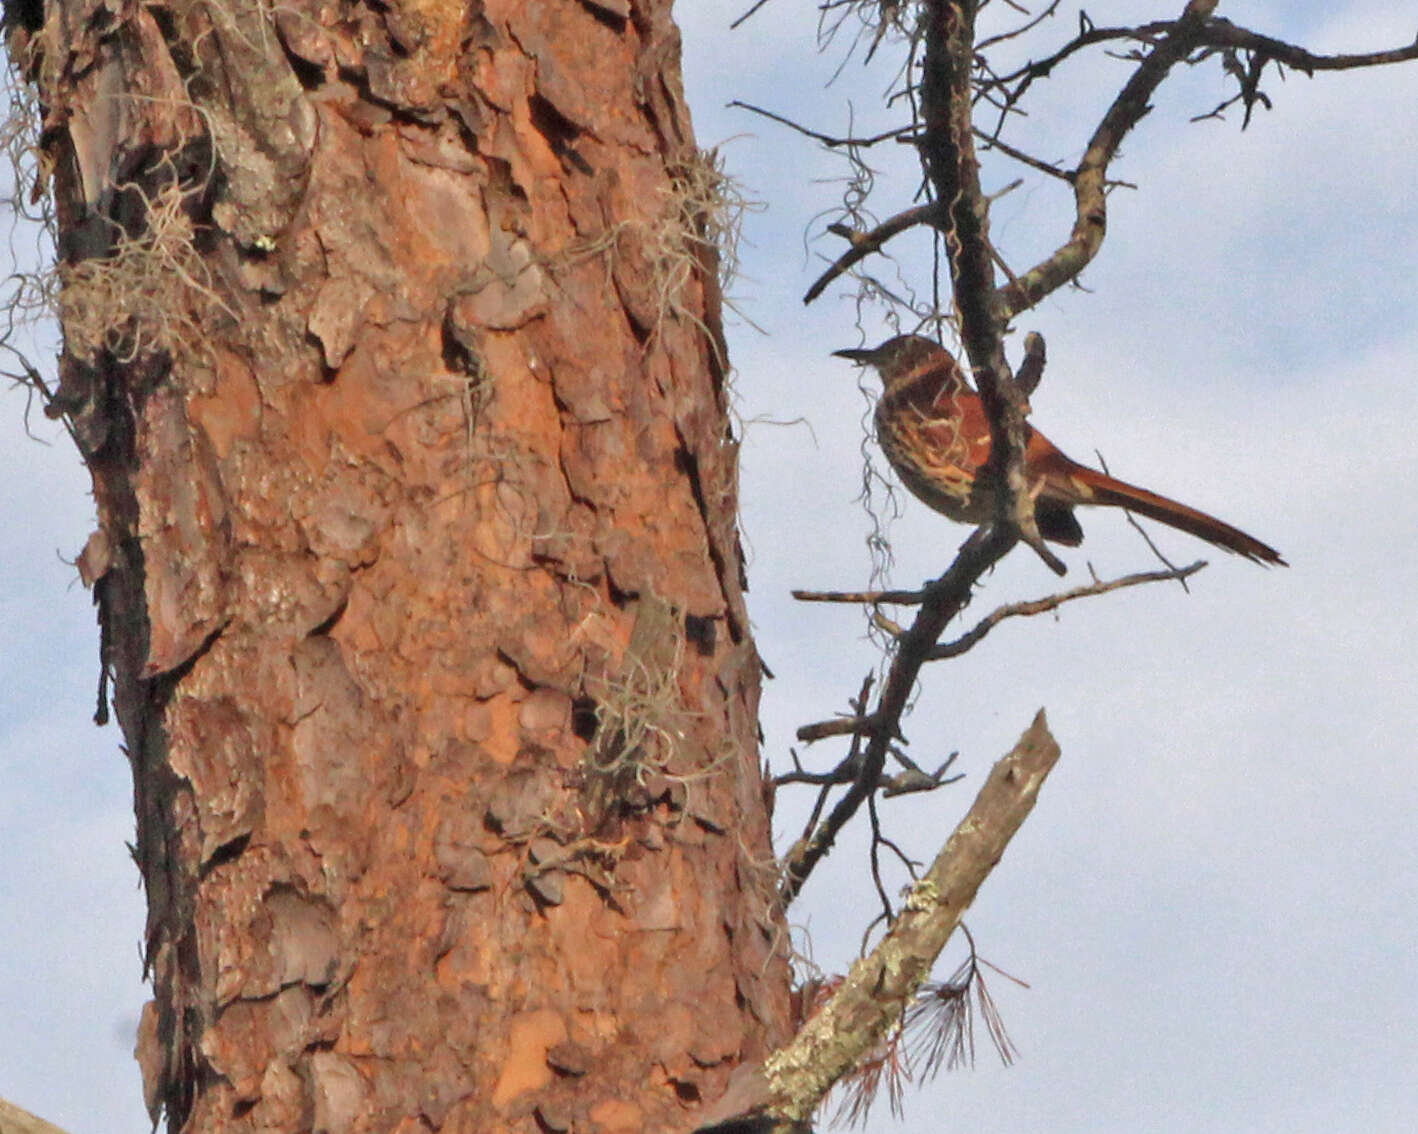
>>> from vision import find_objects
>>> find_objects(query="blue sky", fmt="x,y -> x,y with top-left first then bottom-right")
4,3 -> 1417,1131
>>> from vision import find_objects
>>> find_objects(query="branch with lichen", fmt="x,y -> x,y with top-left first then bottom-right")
696,711 -> 1059,1130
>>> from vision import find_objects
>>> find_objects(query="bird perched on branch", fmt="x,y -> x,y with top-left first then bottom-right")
834,334 -> 1286,566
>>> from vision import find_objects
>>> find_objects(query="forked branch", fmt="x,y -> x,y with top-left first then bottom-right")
992,1 -> 1418,317
779,524 -> 1017,907
994,0 -> 1221,318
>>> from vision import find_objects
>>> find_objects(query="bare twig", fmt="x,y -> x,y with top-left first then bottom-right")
781,523 -> 1016,906
1093,449 -> 1197,588
729,0 -> 774,31
977,0 -> 1063,52
729,99 -> 911,150
929,560 -> 1205,659
779,675 -> 875,894
866,793 -> 895,922
803,202 -> 944,304
792,584 -> 929,605
775,741 -> 961,798
882,747 -> 962,797
973,128 -> 1073,182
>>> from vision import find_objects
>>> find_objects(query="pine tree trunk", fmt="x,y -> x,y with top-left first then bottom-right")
11,0 -> 791,1128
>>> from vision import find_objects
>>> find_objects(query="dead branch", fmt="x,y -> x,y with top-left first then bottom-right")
788,0 -> 1347,909
780,524 -> 1016,906
778,676 -> 874,896
973,128 -> 1078,183
756,711 -> 1060,1125
929,560 -> 1204,660
1196,20 -> 1418,74
986,20 -> 1176,126
795,713 -> 879,744
976,0 -> 1063,52
991,3 -> 1418,318
729,0 -> 774,31
834,924 -> 1024,1125
781,3 -> 1418,326
728,99 -> 910,150
791,584 -> 929,605
803,202 -> 944,304
0,1097 -> 71,1134
775,744 -> 960,796
993,1 -> 1221,320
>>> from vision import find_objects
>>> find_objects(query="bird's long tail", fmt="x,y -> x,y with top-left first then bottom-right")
1063,466 -> 1287,566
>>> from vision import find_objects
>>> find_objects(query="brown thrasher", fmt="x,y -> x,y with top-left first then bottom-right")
835,334 -> 1286,566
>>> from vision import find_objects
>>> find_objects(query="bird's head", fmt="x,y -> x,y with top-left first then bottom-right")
833,334 -> 965,395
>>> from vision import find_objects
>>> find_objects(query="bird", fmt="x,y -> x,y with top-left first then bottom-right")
834,334 -> 1286,566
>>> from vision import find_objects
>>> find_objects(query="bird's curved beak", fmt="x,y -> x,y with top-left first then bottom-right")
832,347 -> 874,364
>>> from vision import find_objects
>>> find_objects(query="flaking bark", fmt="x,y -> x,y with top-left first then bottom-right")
12,0 -> 792,1129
